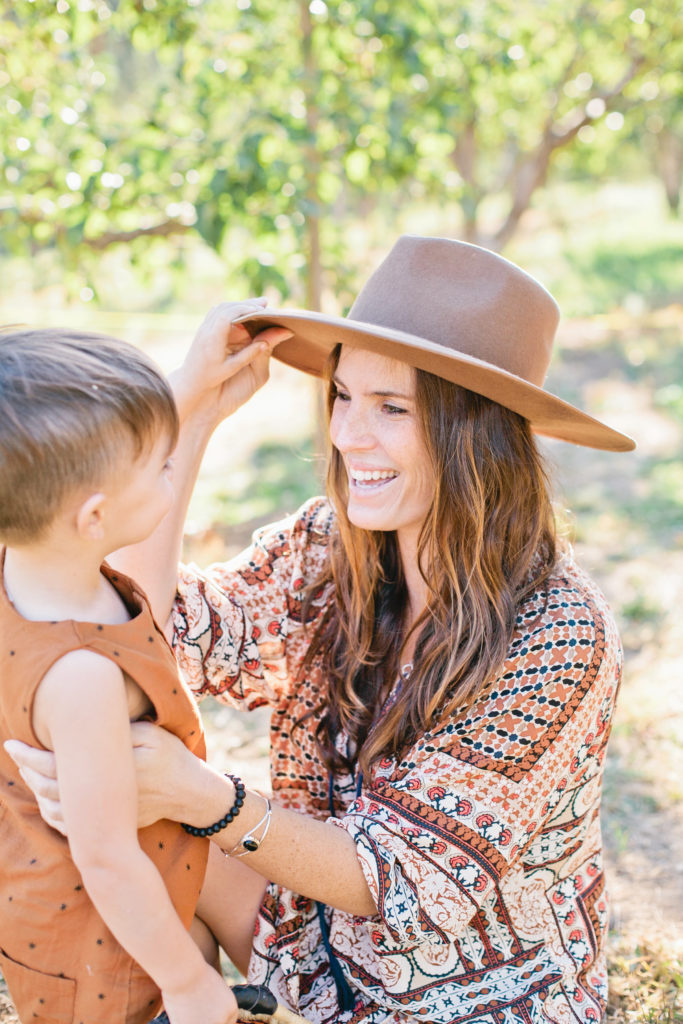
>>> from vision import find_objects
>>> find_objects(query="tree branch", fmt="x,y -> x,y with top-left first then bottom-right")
493,52 -> 648,249
4,212 -> 193,250
82,219 -> 193,250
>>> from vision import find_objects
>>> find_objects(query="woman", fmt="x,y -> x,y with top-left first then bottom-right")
8,236 -> 634,1024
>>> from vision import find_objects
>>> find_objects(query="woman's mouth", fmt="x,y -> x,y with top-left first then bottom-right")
348,467 -> 398,490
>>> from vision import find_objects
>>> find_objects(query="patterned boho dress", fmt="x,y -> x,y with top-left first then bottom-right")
172,497 -> 622,1024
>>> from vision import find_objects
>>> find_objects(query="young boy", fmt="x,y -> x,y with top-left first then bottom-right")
0,329 -> 237,1024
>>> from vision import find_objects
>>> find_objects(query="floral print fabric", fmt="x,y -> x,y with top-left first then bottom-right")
172,497 -> 621,1024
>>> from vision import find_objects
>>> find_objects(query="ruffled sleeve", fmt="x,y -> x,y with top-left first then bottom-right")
333,564 -> 622,951
334,760 -> 546,949
171,497 -> 334,709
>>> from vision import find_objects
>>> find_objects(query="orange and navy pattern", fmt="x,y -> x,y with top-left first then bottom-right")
173,497 -> 622,1024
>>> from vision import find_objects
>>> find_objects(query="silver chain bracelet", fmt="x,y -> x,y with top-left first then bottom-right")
228,795 -> 272,857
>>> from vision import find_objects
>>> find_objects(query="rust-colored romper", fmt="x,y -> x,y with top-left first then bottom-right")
0,557 -> 208,1024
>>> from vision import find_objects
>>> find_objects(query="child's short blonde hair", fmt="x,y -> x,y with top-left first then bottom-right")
0,328 -> 179,544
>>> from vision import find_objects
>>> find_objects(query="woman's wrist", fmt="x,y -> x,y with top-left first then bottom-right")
175,763 -> 237,828
169,365 -> 219,429
181,774 -> 245,837
143,745 -> 230,828
228,794 -> 272,857
174,395 -> 219,440
178,772 -> 277,861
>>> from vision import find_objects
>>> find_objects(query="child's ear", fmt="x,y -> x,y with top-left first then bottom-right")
75,492 -> 107,540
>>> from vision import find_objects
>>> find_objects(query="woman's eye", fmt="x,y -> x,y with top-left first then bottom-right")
333,389 -> 350,402
383,403 -> 407,415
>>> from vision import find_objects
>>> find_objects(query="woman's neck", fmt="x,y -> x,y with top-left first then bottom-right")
396,528 -> 429,636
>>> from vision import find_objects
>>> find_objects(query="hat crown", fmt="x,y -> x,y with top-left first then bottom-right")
348,235 -> 559,387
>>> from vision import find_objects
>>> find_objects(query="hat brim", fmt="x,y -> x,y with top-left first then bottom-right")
236,309 -> 635,452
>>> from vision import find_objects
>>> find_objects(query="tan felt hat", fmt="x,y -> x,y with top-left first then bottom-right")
237,235 -> 635,451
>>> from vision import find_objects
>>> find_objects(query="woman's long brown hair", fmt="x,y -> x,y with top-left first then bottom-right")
302,346 -> 558,778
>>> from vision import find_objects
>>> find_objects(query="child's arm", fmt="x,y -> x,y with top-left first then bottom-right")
33,650 -> 237,1024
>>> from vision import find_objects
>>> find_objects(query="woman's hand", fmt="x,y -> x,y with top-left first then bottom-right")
171,300 -> 293,428
4,739 -> 63,832
126,721 -> 217,827
4,722 -> 216,832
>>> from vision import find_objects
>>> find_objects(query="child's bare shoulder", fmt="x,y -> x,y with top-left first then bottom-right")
33,649 -> 150,748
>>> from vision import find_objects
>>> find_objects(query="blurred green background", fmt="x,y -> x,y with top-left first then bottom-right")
1,1 -> 682,1019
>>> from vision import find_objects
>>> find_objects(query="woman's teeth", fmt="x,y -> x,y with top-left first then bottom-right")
350,469 -> 397,484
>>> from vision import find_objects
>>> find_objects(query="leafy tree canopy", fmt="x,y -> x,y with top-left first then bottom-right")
1,0 -> 680,303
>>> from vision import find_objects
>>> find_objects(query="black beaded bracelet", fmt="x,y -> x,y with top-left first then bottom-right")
181,774 -> 245,837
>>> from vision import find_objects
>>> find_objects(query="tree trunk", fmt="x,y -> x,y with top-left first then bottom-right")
656,128 -> 681,215
299,0 -> 322,312
492,56 -> 648,251
298,0 -> 326,462
451,118 -> 481,243
493,148 -> 551,251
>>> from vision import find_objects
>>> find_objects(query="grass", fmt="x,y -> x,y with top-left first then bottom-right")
607,943 -> 682,1023
508,178 -> 683,318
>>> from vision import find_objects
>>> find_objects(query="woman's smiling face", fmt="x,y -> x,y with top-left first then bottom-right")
329,347 -> 435,551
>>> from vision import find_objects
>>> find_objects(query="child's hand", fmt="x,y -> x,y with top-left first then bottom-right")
162,964 -> 238,1024
171,300 -> 293,426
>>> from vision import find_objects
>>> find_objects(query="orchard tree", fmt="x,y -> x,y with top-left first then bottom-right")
0,0 -> 679,306
0,1 -> 208,287
348,0 -> 681,248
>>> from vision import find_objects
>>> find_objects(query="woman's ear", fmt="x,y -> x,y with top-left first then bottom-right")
75,492 -> 107,540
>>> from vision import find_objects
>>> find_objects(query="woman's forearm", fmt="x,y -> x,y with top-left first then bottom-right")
3,728 -> 378,917
185,766 -> 378,918
109,408 -> 214,626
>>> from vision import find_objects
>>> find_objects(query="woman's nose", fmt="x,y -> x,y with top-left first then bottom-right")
331,404 -> 375,451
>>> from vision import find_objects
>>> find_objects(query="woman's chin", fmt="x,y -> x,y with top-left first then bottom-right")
346,502 -> 394,533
